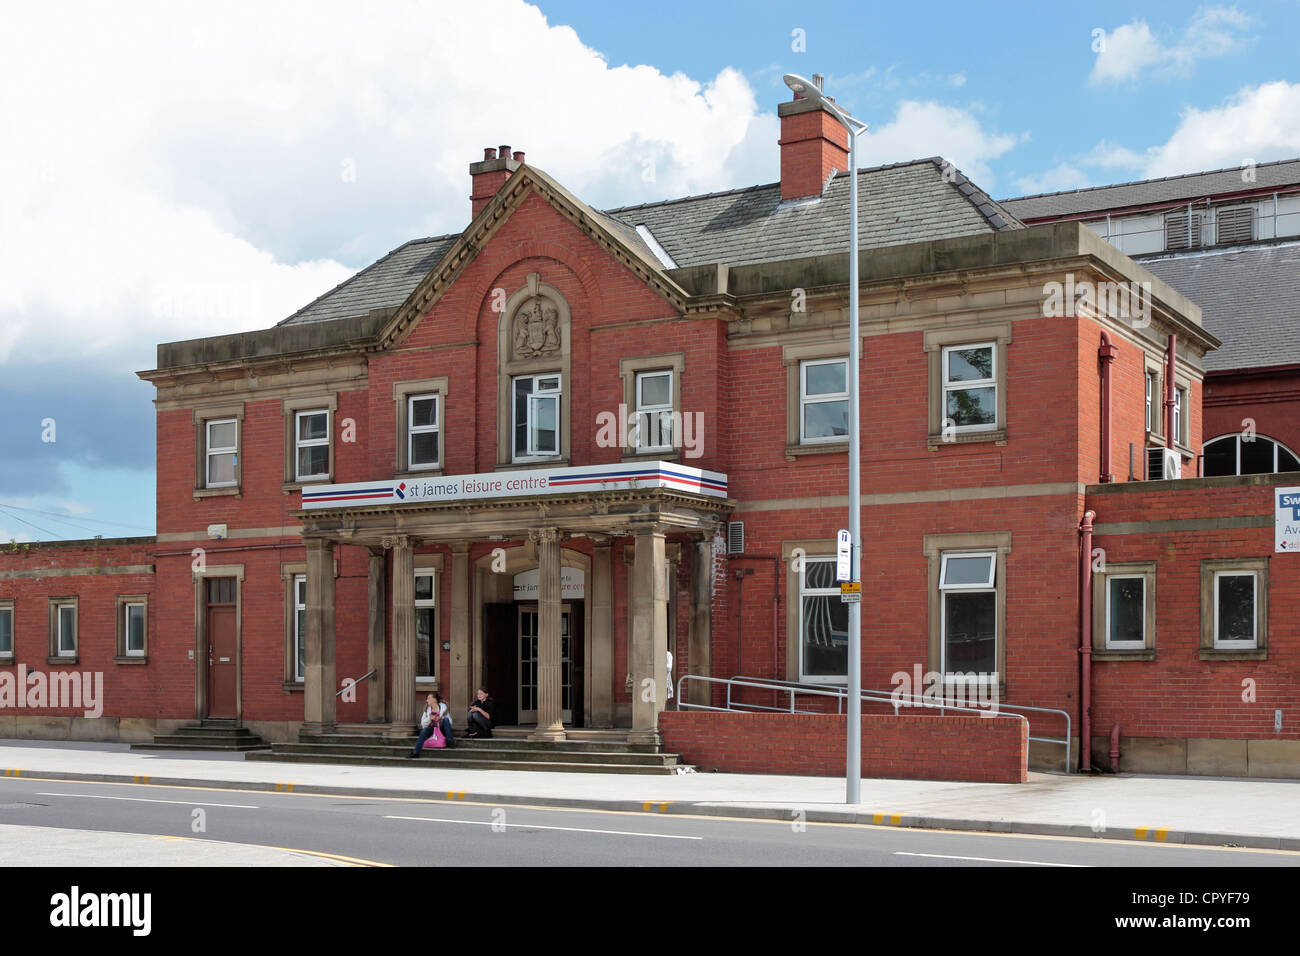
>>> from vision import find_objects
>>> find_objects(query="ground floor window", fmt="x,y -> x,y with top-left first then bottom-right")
0,602 -> 12,660
939,551 -> 997,677
1199,558 -> 1268,659
798,557 -> 848,681
415,570 -> 436,679
292,574 -> 306,682
1213,571 -> 1258,648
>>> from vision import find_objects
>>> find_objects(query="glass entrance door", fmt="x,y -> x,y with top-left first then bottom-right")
518,604 -> 573,724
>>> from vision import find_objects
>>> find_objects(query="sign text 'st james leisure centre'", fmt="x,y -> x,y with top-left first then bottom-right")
299,461 -> 728,510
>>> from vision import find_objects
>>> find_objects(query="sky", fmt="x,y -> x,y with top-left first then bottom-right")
1,0 -> 1298,542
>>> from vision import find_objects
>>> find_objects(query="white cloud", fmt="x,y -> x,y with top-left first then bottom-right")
0,0 -> 775,372
1090,6 -> 1252,85
1013,163 -> 1091,196
861,101 -> 1020,187
1141,81 -> 1300,177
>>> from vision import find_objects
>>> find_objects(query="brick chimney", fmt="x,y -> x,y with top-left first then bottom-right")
777,75 -> 850,201
470,145 -> 524,218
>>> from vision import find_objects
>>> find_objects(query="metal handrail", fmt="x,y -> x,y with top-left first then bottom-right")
676,673 -> 1072,773
335,668 -> 378,697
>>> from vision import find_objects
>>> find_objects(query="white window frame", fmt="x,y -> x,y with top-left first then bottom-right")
1173,387 -> 1186,446
292,574 -> 306,682
124,602 -> 146,657
938,549 -> 998,681
633,369 -> 674,453
797,556 -> 848,683
56,603 -> 77,657
1203,433 -> 1300,476
1213,570 -> 1258,649
205,418 -> 238,488
941,343 -> 998,433
415,570 -> 437,680
513,373 -> 563,462
1145,371 -> 1156,433
1104,575 -> 1146,650
799,358 -> 849,445
407,393 -> 441,471
294,409 -> 330,482
0,604 -> 12,659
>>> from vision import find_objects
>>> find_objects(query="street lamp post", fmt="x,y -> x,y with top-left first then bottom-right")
783,73 -> 867,805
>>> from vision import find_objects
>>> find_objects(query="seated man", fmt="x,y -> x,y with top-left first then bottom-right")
466,687 -> 495,738
406,694 -> 444,757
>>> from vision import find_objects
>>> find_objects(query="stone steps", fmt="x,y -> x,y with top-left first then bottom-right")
245,751 -> 682,774
131,724 -> 270,752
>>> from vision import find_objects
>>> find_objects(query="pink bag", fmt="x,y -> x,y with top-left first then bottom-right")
422,726 -> 446,749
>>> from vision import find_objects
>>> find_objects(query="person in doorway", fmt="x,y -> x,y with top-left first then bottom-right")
433,691 -> 455,749
466,687 -> 495,738
406,694 -> 444,757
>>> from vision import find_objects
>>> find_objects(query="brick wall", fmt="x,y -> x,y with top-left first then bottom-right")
659,711 -> 1028,783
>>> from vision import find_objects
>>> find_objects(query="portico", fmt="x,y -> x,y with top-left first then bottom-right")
295,462 -> 729,745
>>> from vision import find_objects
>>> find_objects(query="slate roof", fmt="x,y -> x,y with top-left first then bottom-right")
1000,158 -> 1300,221
279,158 -> 1021,326
1140,241 -> 1300,372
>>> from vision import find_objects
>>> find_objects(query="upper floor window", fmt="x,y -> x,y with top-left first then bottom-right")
51,600 -> 77,658
513,373 -> 561,461
1173,387 -> 1186,446
1145,370 -> 1158,433
0,601 -> 12,660
294,410 -> 330,482
1203,434 -> 1300,477
799,358 -> 849,443
942,344 -> 997,432
634,370 -> 674,452
408,394 -> 440,470
206,419 -> 238,488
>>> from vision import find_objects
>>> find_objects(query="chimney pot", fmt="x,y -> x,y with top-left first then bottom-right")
513,151 -> 525,163
499,145 -> 511,159
483,147 -> 495,161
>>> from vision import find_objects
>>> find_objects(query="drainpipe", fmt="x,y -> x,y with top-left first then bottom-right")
1110,722 -> 1121,772
1079,510 -> 1096,771
1098,332 -> 1118,482
1165,334 -> 1177,450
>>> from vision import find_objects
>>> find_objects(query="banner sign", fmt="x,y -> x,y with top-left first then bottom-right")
301,461 -> 728,510
1277,486 -> 1300,553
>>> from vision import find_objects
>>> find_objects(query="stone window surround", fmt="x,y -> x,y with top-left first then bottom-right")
114,594 -> 149,664
393,376 -> 449,476
47,595 -> 79,665
193,403 -> 245,498
1143,352 -> 1195,457
1091,561 -> 1157,661
496,274 -> 572,469
924,322 -> 1010,448
923,531 -> 1011,696
782,340 -> 850,457
781,539 -> 837,682
281,393 -> 338,491
0,598 -> 13,663
281,562 -> 308,690
1200,557 -> 1268,660
619,352 -> 685,462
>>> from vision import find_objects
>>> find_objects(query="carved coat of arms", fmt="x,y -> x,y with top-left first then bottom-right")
513,296 -> 561,358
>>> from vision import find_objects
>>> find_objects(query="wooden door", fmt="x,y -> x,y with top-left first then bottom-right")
206,577 -> 238,719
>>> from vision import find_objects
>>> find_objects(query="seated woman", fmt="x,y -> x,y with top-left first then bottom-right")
434,691 -> 455,748
406,694 -> 445,757
466,687 -> 495,738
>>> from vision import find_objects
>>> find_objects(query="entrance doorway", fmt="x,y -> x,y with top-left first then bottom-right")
518,603 -> 580,724
481,600 -> 584,728
205,577 -> 238,719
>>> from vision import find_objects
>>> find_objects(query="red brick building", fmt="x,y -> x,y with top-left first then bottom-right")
2,91 -> 1296,778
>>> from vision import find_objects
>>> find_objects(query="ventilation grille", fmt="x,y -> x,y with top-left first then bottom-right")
1164,209 -> 1206,250
727,521 -> 745,555
1215,205 -> 1254,245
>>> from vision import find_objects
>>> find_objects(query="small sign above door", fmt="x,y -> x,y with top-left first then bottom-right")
513,567 -> 586,600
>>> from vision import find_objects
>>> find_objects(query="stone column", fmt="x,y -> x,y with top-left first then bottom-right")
385,534 -> 416,736
302,537 -> 337,736
688,537 -> 714,707
629,527 -> 668,746
590,539 -> 613,727
530,527 -> 566,741
450,542 -> 471,726
366,547 -> 387,724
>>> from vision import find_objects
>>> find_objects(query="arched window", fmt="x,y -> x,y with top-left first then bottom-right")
1203,434 -> 1300,476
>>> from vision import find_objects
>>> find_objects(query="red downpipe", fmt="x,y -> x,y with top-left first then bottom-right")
1098,332 -> 1117,482
1079,510 -> 1096,771
1165,334 -> 1177,450
1110,722 -> 1121,772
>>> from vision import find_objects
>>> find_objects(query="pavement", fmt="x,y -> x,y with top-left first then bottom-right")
0,823 -> 349,866
1,738 -> 1298,854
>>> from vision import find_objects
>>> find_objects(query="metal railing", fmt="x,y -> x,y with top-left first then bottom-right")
335,668 -> 378,697
675,673 -> 1072,773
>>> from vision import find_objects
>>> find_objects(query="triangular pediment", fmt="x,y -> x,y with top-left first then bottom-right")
375,165 -> 689,350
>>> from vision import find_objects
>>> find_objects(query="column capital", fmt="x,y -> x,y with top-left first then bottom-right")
381,533 -> 412,551
303,535 -> 335,552
528,527 -> 560,545
451,540 -> 472,555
